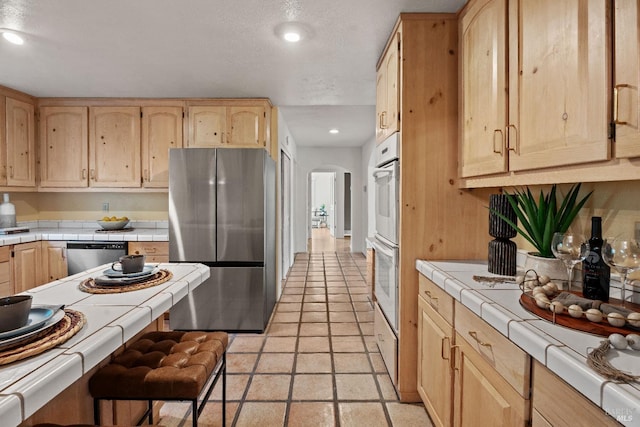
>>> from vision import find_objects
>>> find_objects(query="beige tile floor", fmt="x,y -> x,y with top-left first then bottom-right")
159,252 -> 433,426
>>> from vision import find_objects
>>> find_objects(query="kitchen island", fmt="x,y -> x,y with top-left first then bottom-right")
416,259 -> 640,427
0,261 -> 209,426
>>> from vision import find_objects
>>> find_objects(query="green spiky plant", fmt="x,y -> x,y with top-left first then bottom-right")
491,184 -> 592,258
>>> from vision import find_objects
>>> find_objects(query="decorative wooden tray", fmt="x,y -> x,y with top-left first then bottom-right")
79,269 -> 173,294
519,291 -> 640,337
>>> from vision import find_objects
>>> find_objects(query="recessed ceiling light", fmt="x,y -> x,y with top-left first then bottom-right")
2,31 -> 24,45
274,22 -> 312,43
283,32 -> 301,43
329,129 -> 339,134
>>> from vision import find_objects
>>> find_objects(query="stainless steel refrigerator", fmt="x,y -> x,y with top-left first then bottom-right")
168,148 -> 276,332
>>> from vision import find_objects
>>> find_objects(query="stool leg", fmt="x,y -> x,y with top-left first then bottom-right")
222,352 -> 226,427
148,399 -> 153,425
93,399 -> 100,425
193,399 -> 198,427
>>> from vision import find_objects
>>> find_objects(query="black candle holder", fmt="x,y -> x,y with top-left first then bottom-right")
488,194 -> 517,276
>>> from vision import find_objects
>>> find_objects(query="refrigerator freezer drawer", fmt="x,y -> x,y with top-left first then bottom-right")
169,266 -> 273,332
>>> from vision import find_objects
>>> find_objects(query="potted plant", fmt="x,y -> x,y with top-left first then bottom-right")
491,183 -> 592,277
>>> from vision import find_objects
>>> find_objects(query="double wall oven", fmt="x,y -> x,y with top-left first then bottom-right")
372,133 -> 399,332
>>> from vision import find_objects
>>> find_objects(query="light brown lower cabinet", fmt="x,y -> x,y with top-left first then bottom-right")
12,241 -> 44,293
417,273 -> 531,427
531,360 -> 620,427
417,275 -> 454,427
0,246 -> 11,297
42,241 -> 68,282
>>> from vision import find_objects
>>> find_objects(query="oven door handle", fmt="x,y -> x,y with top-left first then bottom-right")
373,168 -> 394,178
372,239 -> 395,259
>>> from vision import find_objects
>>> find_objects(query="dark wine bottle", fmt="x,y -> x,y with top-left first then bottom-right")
582,216 -> 610,301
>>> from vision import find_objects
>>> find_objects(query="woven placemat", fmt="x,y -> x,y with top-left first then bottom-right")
0,309 -> 85,366
79,269 -> 173,294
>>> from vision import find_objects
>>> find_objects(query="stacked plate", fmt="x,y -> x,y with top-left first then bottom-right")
94,265 -> 159,286
0,305 -> 65,351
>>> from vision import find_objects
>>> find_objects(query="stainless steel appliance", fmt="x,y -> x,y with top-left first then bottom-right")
168,148 -> 276,332
66,241 -> 127,275
373,134 -> 399,332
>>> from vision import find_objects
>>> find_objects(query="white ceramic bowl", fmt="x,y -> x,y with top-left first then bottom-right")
97,219 -> 130,230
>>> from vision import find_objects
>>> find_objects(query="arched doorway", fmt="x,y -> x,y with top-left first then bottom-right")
307,166 -> 352,253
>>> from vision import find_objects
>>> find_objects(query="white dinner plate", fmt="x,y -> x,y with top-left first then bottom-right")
0,307 -> 65,350
102,264 -> 156,278
0,306 -> 58,340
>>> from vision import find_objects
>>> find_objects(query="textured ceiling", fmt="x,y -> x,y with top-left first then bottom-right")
0,0 -> 467,147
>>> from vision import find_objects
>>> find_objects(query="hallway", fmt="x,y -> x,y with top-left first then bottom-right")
159,239 -> 432,425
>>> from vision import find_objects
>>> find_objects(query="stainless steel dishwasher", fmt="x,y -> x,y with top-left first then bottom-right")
66,241 -> 127,275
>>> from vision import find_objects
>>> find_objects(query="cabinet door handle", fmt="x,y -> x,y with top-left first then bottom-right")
450,344 -> 459,370
143,169 -> 149,181
8,166 -> 13,178
143,247 -> 157,253
423,290 -> 438,307
90,169 -> 95,180
380,111 -> 388,129
468,331 -> 492,348
492,129 -> 504,154
377,333 -> 385,342
506,124 -> 519,154
441,336 -> 451,361
82,169 -> 87,179
614,84 -> 630,125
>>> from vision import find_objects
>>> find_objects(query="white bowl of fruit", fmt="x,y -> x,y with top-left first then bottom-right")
97,216 -> 130,230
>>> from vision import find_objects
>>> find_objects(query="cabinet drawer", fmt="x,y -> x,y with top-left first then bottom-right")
419,274 -> 453,325
0,246 -> 10,263
374,302 -> 397,385
532,361 -> 619,427
455,301 -> 530,397
128,242 -> 168,263
128,242 -> 168,256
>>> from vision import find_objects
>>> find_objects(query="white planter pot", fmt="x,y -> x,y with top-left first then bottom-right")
523,253 -> 569,289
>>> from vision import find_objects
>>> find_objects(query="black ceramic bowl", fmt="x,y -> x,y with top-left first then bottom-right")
0,295 -> 33,333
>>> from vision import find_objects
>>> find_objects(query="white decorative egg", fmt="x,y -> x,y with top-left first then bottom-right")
549,301 -> 564,314
626,334 -> 640,351
585,308 -> 603,323
535,297 -> 550,309
609,333 -> 628,350
607,312 -> 626,328
531,286 -> 546,296
542,284 -> 557,297
538,275 -> 551,285
567,304 -> 583,318
627,312 -> 640,328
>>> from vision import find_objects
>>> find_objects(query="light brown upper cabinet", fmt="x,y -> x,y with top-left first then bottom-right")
375,31 -> 400,143
141,106 -> 183,188
460,0 -> 610,177
5,97 -> 36,187
187,103 -> 267,149
89,106 -> 141,187
39,106 -> 89,188
613,0 -> 640,158
460,0 -> 508,177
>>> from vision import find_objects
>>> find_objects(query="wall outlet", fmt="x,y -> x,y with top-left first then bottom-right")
102,202 -> 109,212
635,222 -> 640,241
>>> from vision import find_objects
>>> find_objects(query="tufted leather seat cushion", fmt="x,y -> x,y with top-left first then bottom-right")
89,331 -> 228,400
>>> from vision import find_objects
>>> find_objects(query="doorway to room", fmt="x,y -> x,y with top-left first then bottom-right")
308,169 -> 352,253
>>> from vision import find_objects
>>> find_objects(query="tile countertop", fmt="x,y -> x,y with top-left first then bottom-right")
416,259 -> 640,427
0,262 -> 209,426
0,220 -> 169,246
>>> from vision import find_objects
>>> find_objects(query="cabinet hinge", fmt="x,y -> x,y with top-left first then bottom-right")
608,122 -> 616,141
